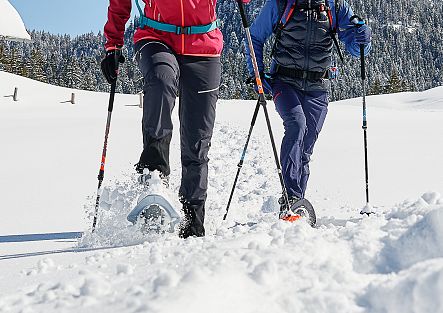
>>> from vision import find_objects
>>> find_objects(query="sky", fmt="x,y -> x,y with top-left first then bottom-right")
8,0 -> 137,36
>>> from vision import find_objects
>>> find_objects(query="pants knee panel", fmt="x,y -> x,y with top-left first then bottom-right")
283,117 -> 307,141
144,70 -> 178,94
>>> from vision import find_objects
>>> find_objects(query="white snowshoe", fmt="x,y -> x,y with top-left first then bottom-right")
127,170 -> 180,234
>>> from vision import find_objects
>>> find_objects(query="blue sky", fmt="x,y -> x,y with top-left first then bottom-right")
9,0 -> 137,36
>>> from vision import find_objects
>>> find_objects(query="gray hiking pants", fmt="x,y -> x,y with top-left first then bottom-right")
135,40 -> 221,204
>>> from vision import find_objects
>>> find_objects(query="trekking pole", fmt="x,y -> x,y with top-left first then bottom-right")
351,16 -> 373,215
92,53 -> 120,232
359,43 -> 373,215
224,99 -> 261,220
224,0 -> 290,220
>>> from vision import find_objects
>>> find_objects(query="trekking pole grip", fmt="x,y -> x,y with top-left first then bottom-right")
236,0 -> 249,28
107,50 -> 122,113
360,44 -> 365,81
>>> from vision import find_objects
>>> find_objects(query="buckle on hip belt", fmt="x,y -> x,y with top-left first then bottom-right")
176,26 -> 188,35
276,66 -> 327,80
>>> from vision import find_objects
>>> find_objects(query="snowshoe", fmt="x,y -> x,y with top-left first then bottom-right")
279,197 -> 316,227
139,204 -> 169,234
127,171 -> 180,234
127,194 -> 181,234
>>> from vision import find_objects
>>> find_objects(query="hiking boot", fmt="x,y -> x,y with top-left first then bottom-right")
135,162 -> 149,174
134,163 -> 169,188
278,195 -> 301,214
178,201 -> 205,239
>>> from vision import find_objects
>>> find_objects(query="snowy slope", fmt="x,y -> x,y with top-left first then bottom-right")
0,0 -> 31,41
1,71 -> 443,313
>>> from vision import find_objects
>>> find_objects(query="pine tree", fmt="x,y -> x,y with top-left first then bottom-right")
385,69 -> 403,94
369,78 -> 383,95
65,56 -> 83,89
29,48 -> 47,82
0,43 -> 6,70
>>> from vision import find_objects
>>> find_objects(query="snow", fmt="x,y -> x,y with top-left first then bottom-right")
1,70 -> 443,312
0,0 -> 31,42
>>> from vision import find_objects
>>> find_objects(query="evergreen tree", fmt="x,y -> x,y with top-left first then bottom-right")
65,56 -> 83,89
0,43 -> 6,70
385,69 -> 404,94
29,48 -> 47,82
369,77 -> 383,95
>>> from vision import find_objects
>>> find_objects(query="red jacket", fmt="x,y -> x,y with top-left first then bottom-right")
104,0 -> 223,56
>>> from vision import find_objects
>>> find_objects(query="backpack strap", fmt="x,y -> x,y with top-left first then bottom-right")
135,0 -> 145,18
335,0 -> 339,30
274,0 -> 297,32
271,0 -> 296,57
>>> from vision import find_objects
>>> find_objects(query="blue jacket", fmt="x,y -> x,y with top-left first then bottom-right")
245,0 -> 371,90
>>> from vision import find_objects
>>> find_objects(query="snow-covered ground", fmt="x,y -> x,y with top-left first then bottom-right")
0,0 -> 31,41
1,71 -> 443,312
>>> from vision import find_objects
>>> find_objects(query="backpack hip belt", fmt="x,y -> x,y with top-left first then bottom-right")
275,65 -> 328,80
135,0 -> 220,35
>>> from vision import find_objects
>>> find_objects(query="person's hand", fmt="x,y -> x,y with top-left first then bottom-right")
355,24 -> 371,45
350,16 -> 371,45
246,72 -> 273,94
100,49 -> 125,84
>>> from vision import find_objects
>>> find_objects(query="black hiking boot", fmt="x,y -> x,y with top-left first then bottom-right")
278,195 -> 301,214
178,201 -> 205,239
134,163 -> 169,188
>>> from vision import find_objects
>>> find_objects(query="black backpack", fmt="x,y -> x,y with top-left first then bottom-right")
271,0 -> 344,62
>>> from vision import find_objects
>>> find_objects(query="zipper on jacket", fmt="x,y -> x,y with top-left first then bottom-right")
181,0 -> 185,54
303,10 -> 313,91
208,0 -> 214,20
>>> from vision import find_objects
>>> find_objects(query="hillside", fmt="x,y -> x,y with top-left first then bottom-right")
0,0 -> 442,100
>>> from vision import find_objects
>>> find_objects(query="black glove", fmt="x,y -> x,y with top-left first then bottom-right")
100,49 -> 125,84
246,72 -> 273,94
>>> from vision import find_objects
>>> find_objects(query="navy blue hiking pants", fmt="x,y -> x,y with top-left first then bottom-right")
272,80 -> 328,199
135,40 -> 221,206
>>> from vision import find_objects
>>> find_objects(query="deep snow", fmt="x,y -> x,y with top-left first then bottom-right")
0,0 -> 31,41
1,71 -> 443,313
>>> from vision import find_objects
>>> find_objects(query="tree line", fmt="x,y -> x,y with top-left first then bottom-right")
0,0 -> 441,100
